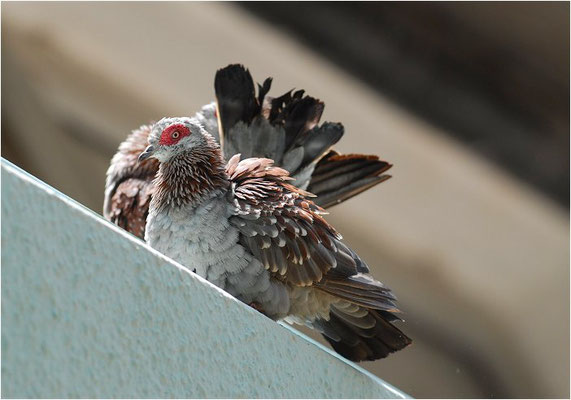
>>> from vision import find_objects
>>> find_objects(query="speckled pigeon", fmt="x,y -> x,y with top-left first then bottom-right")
104,66 -> 391,239
105,64 -> 411,361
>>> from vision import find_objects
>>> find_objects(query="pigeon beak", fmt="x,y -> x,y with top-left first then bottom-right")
138,145 -> 156,162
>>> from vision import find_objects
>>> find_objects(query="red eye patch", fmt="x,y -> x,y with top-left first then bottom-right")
159,124 -> 191,146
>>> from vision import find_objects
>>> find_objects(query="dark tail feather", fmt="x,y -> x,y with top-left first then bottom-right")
314,269 -> 411,361
308,151 -> 393,208
214,64 -> 259,142
314,307 -> 411,362
214,64 -> 392,204
268,90 -> 325,149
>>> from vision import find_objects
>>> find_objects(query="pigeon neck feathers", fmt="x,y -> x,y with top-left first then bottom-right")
151,137 -> 228,209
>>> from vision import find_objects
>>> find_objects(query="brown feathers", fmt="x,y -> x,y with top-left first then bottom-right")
228,155 -> 341,286
104,125 -> 158,239
226,152 -> 411,361
108,178 -> 153,239
152,138 -> 228,209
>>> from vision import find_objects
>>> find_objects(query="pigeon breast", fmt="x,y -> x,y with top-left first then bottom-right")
145,189 -> 290,318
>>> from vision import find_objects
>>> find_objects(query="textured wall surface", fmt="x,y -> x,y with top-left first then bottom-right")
1,159 -> 407,399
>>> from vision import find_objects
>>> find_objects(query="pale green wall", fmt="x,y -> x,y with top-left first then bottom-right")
1,159 -> 408,398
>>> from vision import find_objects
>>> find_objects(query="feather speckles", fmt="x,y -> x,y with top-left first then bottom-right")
227,155 -> 342,287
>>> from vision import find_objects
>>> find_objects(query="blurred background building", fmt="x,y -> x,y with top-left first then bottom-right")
2,2 -> 569,398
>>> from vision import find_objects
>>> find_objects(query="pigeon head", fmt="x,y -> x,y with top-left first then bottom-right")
139,117 -> 212,163
140,116 -> 228,207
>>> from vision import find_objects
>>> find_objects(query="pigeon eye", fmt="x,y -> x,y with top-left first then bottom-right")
159,123 -> 191,145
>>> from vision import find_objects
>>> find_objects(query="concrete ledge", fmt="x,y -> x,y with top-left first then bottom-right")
1,158 -> 408,398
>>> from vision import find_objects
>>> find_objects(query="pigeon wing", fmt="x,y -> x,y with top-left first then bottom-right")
104,124 -> 158,239
226,154 -> 342,286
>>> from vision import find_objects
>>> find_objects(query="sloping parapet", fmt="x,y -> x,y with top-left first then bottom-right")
1,158 -> 408,398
